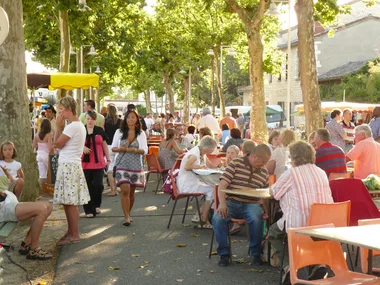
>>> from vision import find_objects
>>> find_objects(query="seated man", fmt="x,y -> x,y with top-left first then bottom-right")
212,144 -> 271,267
347,124 -> 380,179
314,128 -> 347,177
268,141 -> 333,283
0,168 -> 53,260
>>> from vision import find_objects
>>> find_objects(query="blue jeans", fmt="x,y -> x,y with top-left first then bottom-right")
212,199 -> 264,257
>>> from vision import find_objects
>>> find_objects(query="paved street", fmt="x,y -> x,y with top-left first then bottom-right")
53,177 -> 280,285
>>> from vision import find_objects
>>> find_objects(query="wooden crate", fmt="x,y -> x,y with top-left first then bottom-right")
42,183 -> 54,196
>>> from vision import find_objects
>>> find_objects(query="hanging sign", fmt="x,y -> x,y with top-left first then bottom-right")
0,7 -> 9,46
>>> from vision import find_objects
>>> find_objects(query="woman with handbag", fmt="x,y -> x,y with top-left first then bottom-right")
82,110 -> 110,218
111,110 -> 148,226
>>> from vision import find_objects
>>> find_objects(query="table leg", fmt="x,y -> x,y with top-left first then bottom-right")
368,249 -> 373,275
267,199 -> 273,263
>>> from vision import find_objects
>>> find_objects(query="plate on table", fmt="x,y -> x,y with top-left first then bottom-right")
193,169 -> 224,176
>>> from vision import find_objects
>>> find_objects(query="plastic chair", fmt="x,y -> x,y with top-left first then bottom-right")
208,185 -> 247,262
328,172 -> 352,181
148,146 -> 159,157
145,154 -> 169,194
359,218 -> 380,274
149,136 -> 162,141
206,154 -> 221,168
216,152 -> 226,158
167,171 -> 204,229
288,224 -> 380,284
307,201 -> 351,227
330,179 -> 380,226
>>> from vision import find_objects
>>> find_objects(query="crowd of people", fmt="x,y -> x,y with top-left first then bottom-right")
1,102 -> 380,276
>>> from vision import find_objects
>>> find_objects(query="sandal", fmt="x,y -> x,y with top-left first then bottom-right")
191,214 -> 200,223
18,241 -> 31,255
86,213 -> 94,218
26,247 -> 52,260
56,238 -> 80,246
96,208 -> 101,214
197,223 -> 213,229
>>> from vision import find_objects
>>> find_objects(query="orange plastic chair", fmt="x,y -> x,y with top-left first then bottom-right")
167,171 -> 204,229
269,174 -> 276,187
329,172 -> 352,181
359,218 -> 380,274
307,201 -> 351,227
149,136 -> 162,141
216,152 -> 226,158
206,154 -> 221,168
208,185 -> 247,262
288,224 -> 380,285
148,146 -> 159,157
145,154 -> 169,194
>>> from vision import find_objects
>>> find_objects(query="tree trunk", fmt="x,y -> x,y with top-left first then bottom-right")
211,56 -> 216,116
247,28 -> 268,142
224,0 -> 269,142
57,10 -> 70,99
163,71 -> 175,114
214,47 -> 226,118
183,77 -> 190,124
0,0 -> 40,201
144,87 -> 152,114
295,0 -> 323,135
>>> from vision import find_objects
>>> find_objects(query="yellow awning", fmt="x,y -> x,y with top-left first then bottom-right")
49,73 -> 99,90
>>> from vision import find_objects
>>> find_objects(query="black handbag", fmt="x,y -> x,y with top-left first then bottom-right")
113,152 -> 126,178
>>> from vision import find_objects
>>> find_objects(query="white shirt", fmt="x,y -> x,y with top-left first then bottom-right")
144,118 -> 154,130
111,129 -> 148,163
182,133 -> 195,148
199,114 -> 221,136
269,146 -> 288,179
58,121 -> 86,164
0,160 -> 22,179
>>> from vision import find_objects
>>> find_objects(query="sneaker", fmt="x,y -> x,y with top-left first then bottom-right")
308,265 -> 328,280
218,255 -> 230,267
251,255 -> 263,266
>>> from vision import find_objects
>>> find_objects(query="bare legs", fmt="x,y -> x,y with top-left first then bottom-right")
14,178 -> 24,199
107,172 -> 118,196
61,205 -> 80,242
120,184 -> 136,223
15,201 -> 52,249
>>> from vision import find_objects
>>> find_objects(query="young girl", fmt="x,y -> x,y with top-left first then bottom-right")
0,141 -> 24,198
33,119 -> 53,187
54,96 -> 90,245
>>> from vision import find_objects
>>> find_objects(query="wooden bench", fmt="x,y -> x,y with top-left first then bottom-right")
0,221 -> 17,240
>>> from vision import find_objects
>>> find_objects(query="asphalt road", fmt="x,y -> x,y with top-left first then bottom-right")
53,178 -> 280,285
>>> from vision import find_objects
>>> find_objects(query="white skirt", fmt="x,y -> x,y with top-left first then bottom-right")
54,162 -> 90,205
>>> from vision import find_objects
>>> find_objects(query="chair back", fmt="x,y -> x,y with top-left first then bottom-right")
307,201 -> 351,227
358,218 -> 380,273
172,158 -> 182,171
288,224 -> 349,284
329,172 -> 352,181
330,178 -> 380,226
206,154 -> 221,167
169,170 -> 180,198
146,154 -> 162,173
149,136 -> 162,141
149,146 -> 159,157
216,152 -> 226,158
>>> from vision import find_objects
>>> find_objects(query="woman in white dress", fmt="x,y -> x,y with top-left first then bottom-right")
177,135 -> 217,228
54,96 -> 90,245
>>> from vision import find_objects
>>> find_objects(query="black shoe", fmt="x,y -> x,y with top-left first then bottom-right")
251,255 -> 263,266
218,255 -> 230,267
308,265 -> 328,280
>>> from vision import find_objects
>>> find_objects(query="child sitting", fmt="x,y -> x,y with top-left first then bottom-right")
0,141 -> 24,198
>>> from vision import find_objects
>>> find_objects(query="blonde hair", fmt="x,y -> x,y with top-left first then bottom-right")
57,96 -> 77,115
280,129 -> 296,147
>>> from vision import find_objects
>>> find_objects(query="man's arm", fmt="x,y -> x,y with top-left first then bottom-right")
217,180 -> 230,218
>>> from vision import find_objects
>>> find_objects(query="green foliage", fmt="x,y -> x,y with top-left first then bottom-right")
314,0 -> 351,28
320,58 -> 380,103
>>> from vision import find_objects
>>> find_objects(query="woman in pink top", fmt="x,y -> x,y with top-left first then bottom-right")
82,111 -> 110,218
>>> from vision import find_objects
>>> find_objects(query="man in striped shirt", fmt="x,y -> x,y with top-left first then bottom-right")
314,128 -> 347,177
340,109 -> 355,153
212,144 -> 271,267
